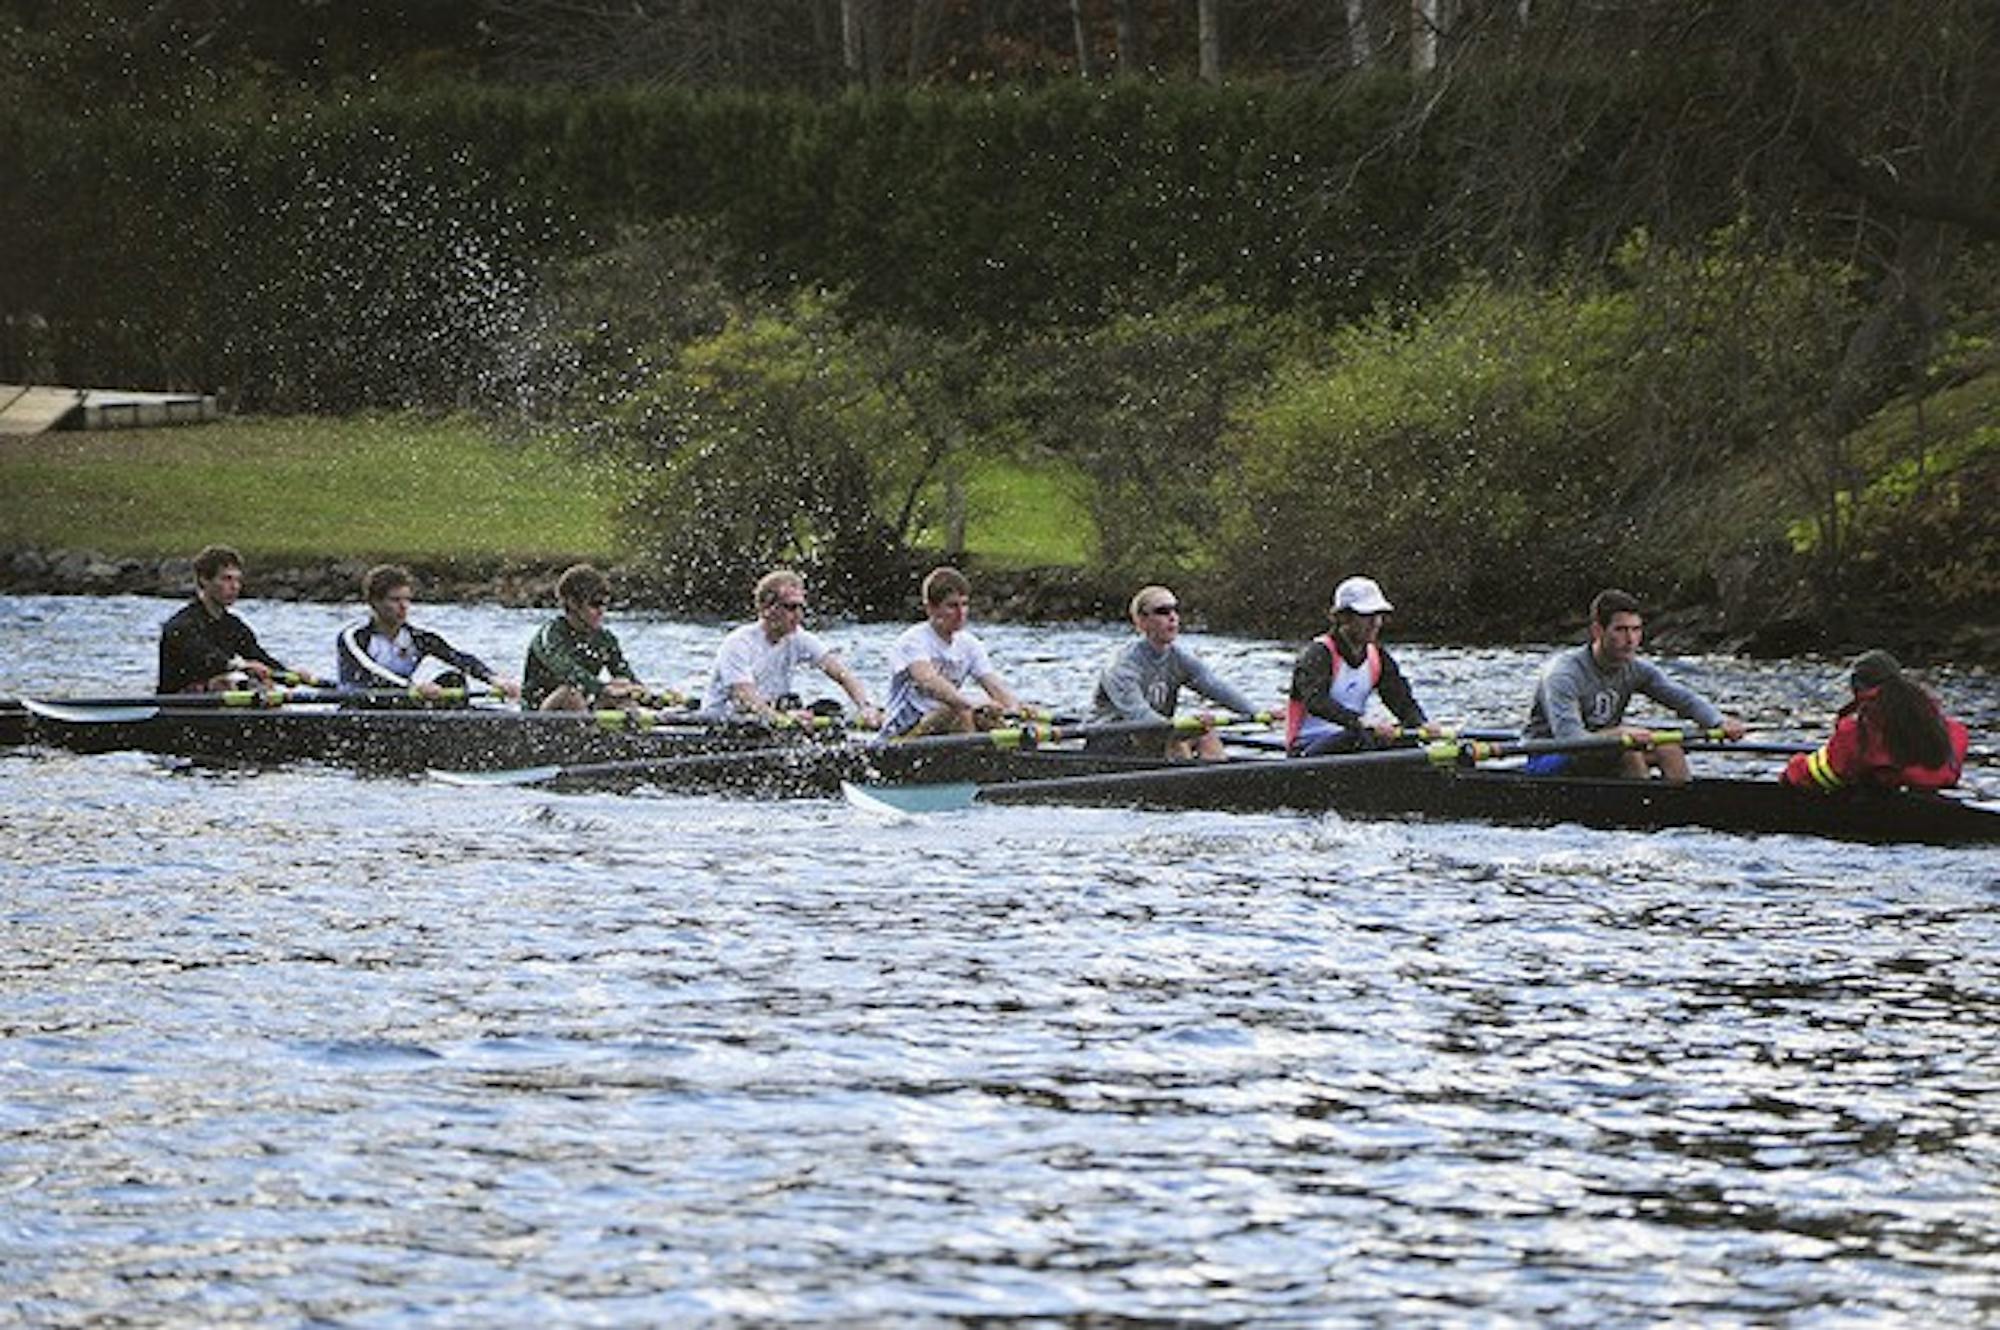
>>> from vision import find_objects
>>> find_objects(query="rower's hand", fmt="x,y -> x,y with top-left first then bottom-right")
1619,725 -> 1656,747
235,659 -> 275,686
1194,710 -> 1217,732
857,703 -> 885,730
1719,716 -> 1748,741
602,679 -> 645,702
491,676 -> 523,702
415,680 -> 445,700
1370,720 -> 1400,741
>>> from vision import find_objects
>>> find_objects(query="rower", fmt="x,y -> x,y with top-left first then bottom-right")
1782,650 -> 1967,794
1523,587 -> 1746,782
521,564 -> 649,712
696,568 -> 882,728
879,566 -> 1025,738
158,544 -> 318,693
1090,585 -> 1261,761
1286,575 -> 1429,755
337,564 -> 520,701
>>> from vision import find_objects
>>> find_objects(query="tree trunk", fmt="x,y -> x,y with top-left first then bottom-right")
908,0 -> 938,82
1070,0 -> 1097,78
1197,0 -> 1222,84
842,0 -> 865,84
1411,0 -> 1439,74
1345,0 -> 1372,68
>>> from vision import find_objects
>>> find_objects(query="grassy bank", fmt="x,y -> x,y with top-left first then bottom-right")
0,415 -> 615,564
0,414 -> 1094,570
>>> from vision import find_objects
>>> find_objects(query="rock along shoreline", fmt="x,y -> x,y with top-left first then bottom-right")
0,547 -> 1130,627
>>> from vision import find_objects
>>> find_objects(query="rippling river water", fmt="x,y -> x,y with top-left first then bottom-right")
4,594 -> 1998,1325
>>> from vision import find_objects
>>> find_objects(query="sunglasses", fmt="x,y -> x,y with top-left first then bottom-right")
1145,603 -> 1180,616
585,598 -> 610,609
775,600 -> 807,612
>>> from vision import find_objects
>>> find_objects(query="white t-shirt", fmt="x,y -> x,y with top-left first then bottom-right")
881,621 -> 995,736
698,622 -> 831,717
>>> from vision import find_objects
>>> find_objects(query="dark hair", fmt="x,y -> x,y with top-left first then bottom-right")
1852,652 -> 1954,769
923,566 -> 971,606
556,563 -> 610,606
192,544 -> 242,581
362,563 -> 413,604
1590,588 -> 1643,628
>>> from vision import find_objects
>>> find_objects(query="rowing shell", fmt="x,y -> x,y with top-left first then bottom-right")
845,759 -> 2000,847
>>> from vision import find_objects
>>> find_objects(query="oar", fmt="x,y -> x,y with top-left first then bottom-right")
582,706 -> 866,734
1223,722 -> 1517,752
434,713 -> 1253,790
17,686 -> 493,725
841,726 -> 1739,815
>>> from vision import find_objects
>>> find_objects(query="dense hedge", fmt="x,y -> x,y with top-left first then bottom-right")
0,73 -> 1753,409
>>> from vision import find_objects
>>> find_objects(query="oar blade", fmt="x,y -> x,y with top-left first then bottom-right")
428,765 -> 564,788
840,780 -> 981,816
21,699 -> 161,724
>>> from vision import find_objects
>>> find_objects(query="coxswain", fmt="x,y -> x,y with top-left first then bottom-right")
158,544 -> 316,693
1523,587 -> 1746,782
1782,649 -> 1967,794
521,564 -> 649,712
1286,576 -> 1428,755
336,564 -> 520,700
696,568 -> 882,727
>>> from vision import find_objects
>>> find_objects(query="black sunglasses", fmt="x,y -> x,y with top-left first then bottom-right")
1146,603 -> 1180,616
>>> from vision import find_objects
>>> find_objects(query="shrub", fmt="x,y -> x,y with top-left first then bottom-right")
607,293 -> 956,612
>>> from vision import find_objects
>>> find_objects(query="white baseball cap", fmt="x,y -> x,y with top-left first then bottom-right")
1332,575 -> 1394,615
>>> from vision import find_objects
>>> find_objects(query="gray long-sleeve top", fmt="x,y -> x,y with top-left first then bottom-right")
1524,644 -> 1724,741
1090,638 -> 1260,725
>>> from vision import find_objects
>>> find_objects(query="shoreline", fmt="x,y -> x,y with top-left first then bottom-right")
0,546 -> 1130,627
5,545 -> 1993,667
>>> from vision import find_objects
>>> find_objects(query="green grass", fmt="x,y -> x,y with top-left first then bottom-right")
0,414 -> 1097,569
0,414 -> 617,563
919,454 -> 1097,568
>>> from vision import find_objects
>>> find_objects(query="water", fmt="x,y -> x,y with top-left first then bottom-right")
4,594 -> 1998,1325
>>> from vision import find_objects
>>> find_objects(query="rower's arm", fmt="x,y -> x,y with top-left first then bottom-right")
1377,650 -> 1428,727
819,654 -> 877,716
1536,671 -> 1590,742
1638,662 -> 1724,730
1183,652 -> 1258,718
907,658 -> 971,711
976,670 -> 1022,714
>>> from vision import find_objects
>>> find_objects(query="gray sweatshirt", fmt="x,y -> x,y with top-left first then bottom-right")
1090,638 -> 1260,725
1525,644 -> 1724,741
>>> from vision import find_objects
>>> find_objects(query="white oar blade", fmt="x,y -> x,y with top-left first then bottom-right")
21,699 -> 161,724
840,780 -> 981,816
428,765 -> 564,788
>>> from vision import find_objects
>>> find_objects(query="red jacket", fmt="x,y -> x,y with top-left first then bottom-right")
1783,688 -> 1968,794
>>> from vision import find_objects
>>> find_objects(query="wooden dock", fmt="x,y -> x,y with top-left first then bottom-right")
0,384 -> 218,436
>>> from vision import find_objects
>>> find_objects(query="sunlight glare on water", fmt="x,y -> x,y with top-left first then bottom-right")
2,594 -> 1998,1323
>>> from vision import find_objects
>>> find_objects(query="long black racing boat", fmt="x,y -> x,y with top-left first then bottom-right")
847,753 -> 2000,847
3,702 -> 804,773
